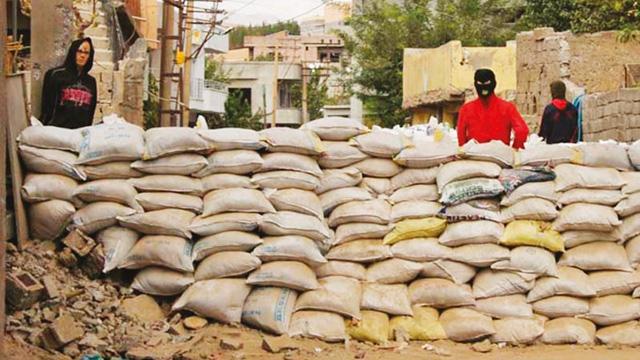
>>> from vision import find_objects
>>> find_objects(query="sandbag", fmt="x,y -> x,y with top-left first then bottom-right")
203,188 -> 275,216
630,139 -> 640,169
315,261 -> 366,280
589,270 -> 640,296
252,171 -> 320,191
198,127 -> 264,150
352,158 -> 402,178
128,175 -> 203,196
172,279 -> 251,323
502,198 -> 558,221
500,181 -> 558,206
383,217 -> 447,245
260,211 -> 331,243
72,179 -> 142,212
472,269 -> 535,299
258,152 -> 323,177
260,127 -> 324,155
554,164 -> 624,191
563,229 -> 621,249
585,295 -> 640,326
390,238 -> 452,262
527,266 -> 596,302
131,267 -> 194,296
516,144 -> 577,167
19,145 -> 86,180
436,160 -> 501,191
420,260 -> 476,284
247,261 -> 319,291
541,317 -> 595,344
318,141 -> 368,168
389,184 -> 438,203
316,168 -> 362,194
288,310 -> 346,343
622,171 -> 640,195
117,209 -> 195,238
361,283 -> 412,316
21,174 -> 77,203
191,231 -> 262,261
251,236 -> 327,267
439,220 -> 503,247
461,139 -> 513,167
622,213 -> 640,240
577,142 -> 632,170
390,168 -> 438,190
475,294 -> 533,319
366,258 -> 422,284
491,318 -> 544,345
119,235 -> 194,272
301,117 -> 369,141
350,131 -> 407,158
18,124 -> 82,152
295,276 -> 362,319
346,310 -> 389,344
627,235 -> 640,268
393,138 -> 457,168
448,243 -> 510,267
439,200 -> 505,223
70,202 -> 136,235
359,177 -> 392,196
131,153 -> 207,175
553,203 -> 621,232
97,226 -> 139,273
29,200 -> 75,241
558,242 -> 632,271
143,127 -> 210,159
326,240 -> 392,263
500,220 -> 564,252
439,178 -> 504,206
195,251 -> 261,280
532,296 -> 590,318
81,161 -> 143,180
76,120 -> 145,164
328,199 -> 391,227
559,189 -> 623,207
390,201 -> 442,223
596,321 -> 640,346
615,192 -> 640,218
319,187 -> 373,214
266,189 -> 323,219
194,150 -> 264,176
334,223 -> 391,245
135,192 -> 203,213
201,174 -> 256,192
440,308 -> 495,342
409,279 -> 475,309
491,246 -> 558,277
241,287 -> 297,335
189,213 -> 262,237
388,306 -> 447,341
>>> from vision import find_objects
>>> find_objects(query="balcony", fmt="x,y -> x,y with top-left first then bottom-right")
190,79 -> 228,114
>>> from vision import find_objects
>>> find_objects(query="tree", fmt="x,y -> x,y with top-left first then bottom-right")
519,0 -> 575,32
204,57 -> 230,83
143,74 -> 159,129
218,90 -> 263,130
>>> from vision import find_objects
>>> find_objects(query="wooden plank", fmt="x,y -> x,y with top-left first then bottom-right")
6,74 -> 29,249
1,0 -> 8,354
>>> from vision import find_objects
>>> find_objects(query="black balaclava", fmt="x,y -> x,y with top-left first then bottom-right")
550,80 -> 566,100
474,68 -> 496,99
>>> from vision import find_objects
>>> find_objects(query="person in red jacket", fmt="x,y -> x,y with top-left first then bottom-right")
457,69 -> 529,149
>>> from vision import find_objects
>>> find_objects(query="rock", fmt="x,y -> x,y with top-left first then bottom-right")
6,271 -> 45,310
58,248 -> 78,268
41,275 -> 60,299
83,244 -> 106,279
471,339 -> 493,353
41,314 -> 84,349
422,343 -> 451,357
79,334 -> 108,349
220,337 -> 243,350
393,327 -> 410,343
354,350 -> 366,359
262,336 -> 298,353
72,300 -> 88,310
62,229 -> 96,257
62,342 -> 81,357
184,316 -> 207,330
169,323 -> 187,336
42,307 -> 56,322
120,295 -> 165,323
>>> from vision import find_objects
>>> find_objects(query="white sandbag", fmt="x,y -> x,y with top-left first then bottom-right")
316,168 -> 362,194
439,178 -> 504,206
517,144 -> 577,167
527,266 -> 596,302
390,168 -> 438,190
553,203 -> 621,232
19,145 -> 86,180
475,294 -> 533,319
532,296 -> 590,318
198,127 -> 264,150
320,187 -> 373,214
76,120 -> 145,165
251,236 -> 327,267
500,181 -> 558,206
195,251 -> 261,280
29,200 -> 75,241
201,174 -> 256,192
18,124 -> 82,152
439,201 -> 505,223
352,158 -> 402,178
502,198 -> 558,221
266,189 -> 323,219
627,235 -> 640,268
558,242 -> 632,271
440,308 -> 495,342
563,229 -> 622,249
577,142 -> 632,170
389,185 -> 438,204
97,226 -> 139,273
559,189 -> 623,207
585,295 -> 640,326
596,321 -> 640,346
295,276 -> 362,319
315,261 -> 366,280
135,192 -> 203,213
70,202 -> 136,235
252,171 -> 320,191
554,164 -> 624,191
622,171 -> 640,195
448,243 -> 510,267
409,279 -> 475,309
191,231 -> 262,261
194,150 -> 264,176
258,152 -> 323,177
393,138 -> 458,168
318,141 -> 368,168
301,117 -> 369,141
420,260 -> 476,284
390,201 -> 442,223
131,153 -> 208,175
81,161 -> 143,180
334,223 -> 391,245
622,213 -> 640,240
128,175 -> 203,196
172,279 -> 251,323
143,127 -> 210,159
288,310 -> 346,343
541,317 -> 596,344
491,246 -> 558,277
436,160 -> 501,191
629,139 -> 640,169
260,127 -> 324,155
361,283 -> 412,316
247,261 -> 319,291
189,213 -> 262,237
260,211 -> 331,243
119,235 -> 193,272
366,259 -> 422,284
589,270 -> 640,296
350,131 -> 407,158
242,287 -> 297,335
131,267 -> 194,296
359,177 -> 392,196
328,199 -> 391,227
472,269 -> 535,299
439,221 -> 503,247
203,188 -> 275,216
461,139 -> 514,167
391,238 -> 453,262
491,317 -> 544,345
117,209 -> 195,238
326,240 -> 392,263
72,179 -> 142,212
21,174 -> 77,203
615,192 -> 640,218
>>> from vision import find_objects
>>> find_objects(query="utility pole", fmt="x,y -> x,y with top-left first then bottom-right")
159,1 -> 176,127
271,44 -> 279,127
0,1 -> 8,356
181,0 -> 194,127
262,84 -> 267,129
302,64 -> 308,123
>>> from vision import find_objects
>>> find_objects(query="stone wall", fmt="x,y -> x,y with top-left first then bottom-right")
582,88 -> 640,142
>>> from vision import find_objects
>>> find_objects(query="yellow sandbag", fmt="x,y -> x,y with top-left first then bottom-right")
389,306 -> 447,341
346,310 -> 389,344
500,220 -> 564,252
383,217 -> 447,245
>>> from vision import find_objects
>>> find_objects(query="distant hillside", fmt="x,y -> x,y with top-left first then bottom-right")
229,21 -> 301,49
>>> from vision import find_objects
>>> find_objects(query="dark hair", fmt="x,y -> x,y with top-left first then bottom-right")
550,80 -> 566,100
63,37 -> 95,73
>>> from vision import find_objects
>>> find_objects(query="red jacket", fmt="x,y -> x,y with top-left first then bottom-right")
457,94 -> 529,149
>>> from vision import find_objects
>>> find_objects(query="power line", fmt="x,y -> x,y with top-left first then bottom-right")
286,1 -> 327,21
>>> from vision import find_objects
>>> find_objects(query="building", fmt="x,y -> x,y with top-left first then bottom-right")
300,1 -> 350,35
243,31 -> 344,65
402,40 -> 517,125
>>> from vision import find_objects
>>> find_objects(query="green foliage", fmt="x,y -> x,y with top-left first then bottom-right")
229,21 -> 301,49
143,74 -> 159,129
216,90 -> 264,130
204,57 -> 230,83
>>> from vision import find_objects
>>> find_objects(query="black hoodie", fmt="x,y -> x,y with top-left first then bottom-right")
41,37 -> 97,129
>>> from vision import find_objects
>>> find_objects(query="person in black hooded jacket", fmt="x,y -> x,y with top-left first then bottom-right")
40,37 -> 97,129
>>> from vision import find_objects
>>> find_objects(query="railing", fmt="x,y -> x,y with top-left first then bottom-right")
191,79 -> 204,101
204,80 -> 228,92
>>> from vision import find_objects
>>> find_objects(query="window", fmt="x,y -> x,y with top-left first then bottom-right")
279,80 -> 300,108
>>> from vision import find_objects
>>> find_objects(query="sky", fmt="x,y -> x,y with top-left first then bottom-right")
213,0 -> 346,26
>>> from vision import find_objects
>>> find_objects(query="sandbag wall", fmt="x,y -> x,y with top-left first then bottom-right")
16,116 -> 640,346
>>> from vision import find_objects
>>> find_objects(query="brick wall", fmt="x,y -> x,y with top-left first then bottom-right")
582,88 -> 640,142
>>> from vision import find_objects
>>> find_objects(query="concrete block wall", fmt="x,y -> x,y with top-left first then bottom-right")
582,89 -> 640,142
